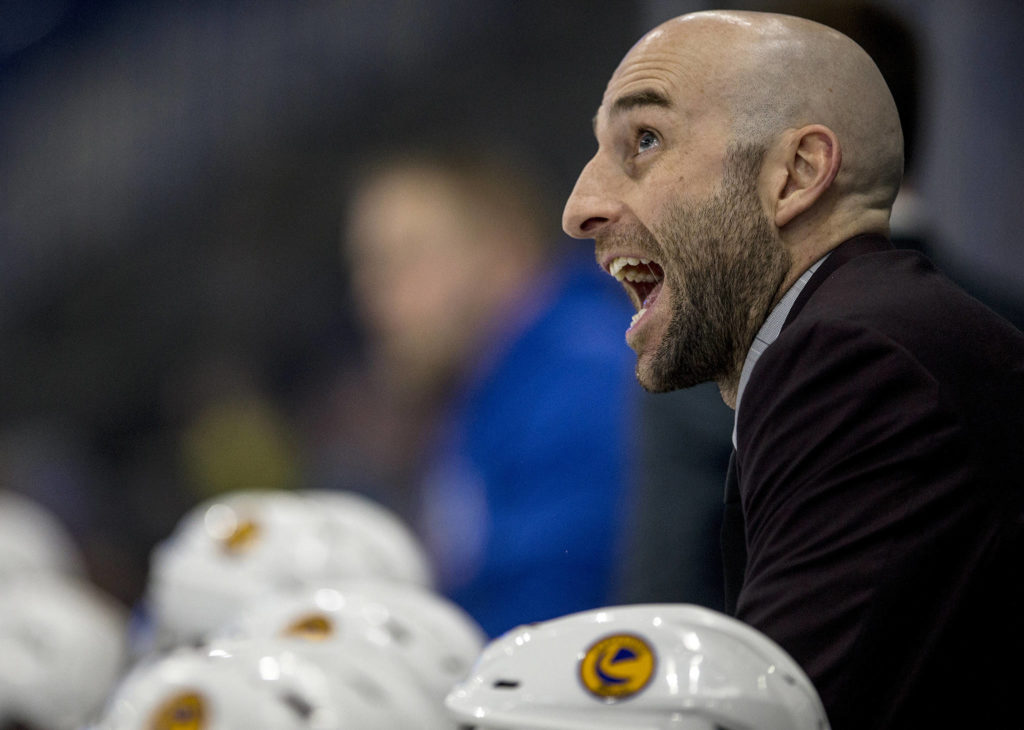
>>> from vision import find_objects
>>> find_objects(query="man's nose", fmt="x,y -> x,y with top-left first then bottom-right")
561,156 -> 625,239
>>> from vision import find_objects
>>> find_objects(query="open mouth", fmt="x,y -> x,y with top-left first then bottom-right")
608,256 -> 665,312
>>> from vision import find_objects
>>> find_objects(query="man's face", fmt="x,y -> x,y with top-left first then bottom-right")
346,169 -> 493,397
632,149 -> 788,392
562,28 -> 788,395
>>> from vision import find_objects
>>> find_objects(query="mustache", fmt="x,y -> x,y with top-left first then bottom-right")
593,221 -> 662,263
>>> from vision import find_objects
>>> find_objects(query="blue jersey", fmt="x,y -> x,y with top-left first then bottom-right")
419,242 -> 637,637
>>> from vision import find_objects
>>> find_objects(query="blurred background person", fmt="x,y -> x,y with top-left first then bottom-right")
342,146 -> 639,637
0,0 -> 641,609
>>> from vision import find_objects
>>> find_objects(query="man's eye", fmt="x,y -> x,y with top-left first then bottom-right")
636,130 -> 660,154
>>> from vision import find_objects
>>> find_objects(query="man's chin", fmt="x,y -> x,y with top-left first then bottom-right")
634,354 -> 691,394
634,344 -> 722,394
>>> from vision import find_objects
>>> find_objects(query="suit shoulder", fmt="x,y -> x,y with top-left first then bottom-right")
789,249 -> 1024,359
808,250 -> 1016,325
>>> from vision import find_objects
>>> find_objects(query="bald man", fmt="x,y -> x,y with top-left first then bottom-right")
562,10 -> 1024,729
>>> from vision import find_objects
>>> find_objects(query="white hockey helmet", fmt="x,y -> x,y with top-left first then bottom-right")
302,490 -> 434,586
0,574 -> 127,730
218,580 -> 485,700
214,596 -> 453,727
95,645 -> 314,730
446,604 -> 830,730
147,489 -> 432,645
0,490 -> 85,578
212,635 -> 454,729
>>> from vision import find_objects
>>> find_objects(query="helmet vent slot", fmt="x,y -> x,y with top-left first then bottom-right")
493,679 -> 520,689
280,692 -> 314,719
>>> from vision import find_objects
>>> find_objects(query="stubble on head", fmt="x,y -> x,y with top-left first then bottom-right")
637,142 -> 790,404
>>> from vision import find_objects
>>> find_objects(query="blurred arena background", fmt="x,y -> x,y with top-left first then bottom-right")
1,0 -> 1022,613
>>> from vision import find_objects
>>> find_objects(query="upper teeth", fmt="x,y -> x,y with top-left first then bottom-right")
609,257 -> 658,282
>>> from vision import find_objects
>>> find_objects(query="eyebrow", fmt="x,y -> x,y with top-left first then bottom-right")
612,89 -> 673,114
592,89 -> 673,132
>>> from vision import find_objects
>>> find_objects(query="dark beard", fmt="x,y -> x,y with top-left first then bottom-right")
639,146 -> 790,394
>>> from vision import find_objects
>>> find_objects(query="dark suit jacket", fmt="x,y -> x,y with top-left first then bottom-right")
723,235 -> 1024,729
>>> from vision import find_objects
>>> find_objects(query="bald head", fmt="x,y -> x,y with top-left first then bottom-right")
562,10 -> 908,398
621,10 -> 903,218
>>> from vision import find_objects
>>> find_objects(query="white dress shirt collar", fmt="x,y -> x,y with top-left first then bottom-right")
732,254 -> 830,448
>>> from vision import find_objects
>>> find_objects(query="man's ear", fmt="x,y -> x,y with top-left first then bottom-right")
771,124 -> 841,228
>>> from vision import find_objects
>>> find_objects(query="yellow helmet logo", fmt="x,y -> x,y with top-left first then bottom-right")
283,612 -> 334,641
579,633 -> 656,701
221,518 -> 261,554
149,691 -> 206,730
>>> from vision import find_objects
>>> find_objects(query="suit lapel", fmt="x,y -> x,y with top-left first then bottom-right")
721,449 -> 745,615
722,234 -> 892,614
